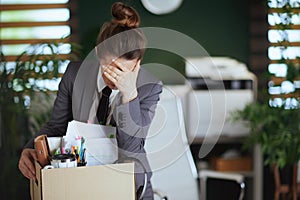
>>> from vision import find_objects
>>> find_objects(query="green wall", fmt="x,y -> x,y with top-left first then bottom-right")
78,0 -> 249,78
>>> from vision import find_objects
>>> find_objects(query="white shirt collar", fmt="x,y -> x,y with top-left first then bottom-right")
97,67 -> 106,93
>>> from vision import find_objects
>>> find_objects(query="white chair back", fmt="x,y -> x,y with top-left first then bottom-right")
145,87 -> 200,200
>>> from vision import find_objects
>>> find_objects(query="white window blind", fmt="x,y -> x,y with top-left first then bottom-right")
268,0 -> 300,108
0,0 -> 78,91
0,0 -> 74,61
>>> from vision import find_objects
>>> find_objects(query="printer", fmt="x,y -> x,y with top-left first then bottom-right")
185,57 -> 257,140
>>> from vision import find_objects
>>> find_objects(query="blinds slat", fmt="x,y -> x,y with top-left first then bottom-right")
1,38 -> 69,45
2,54 -> 72,62
270,93 -> 300,99
270,42 -> 300,47
6,73 -> 64,81
270,59 -> 300,64
269,8 -> 300,14
0,21 -> 69,28
9,89 -> 60,95
270,76 -> 286,85
269,25 -> 300,29
0,4 -> 68,11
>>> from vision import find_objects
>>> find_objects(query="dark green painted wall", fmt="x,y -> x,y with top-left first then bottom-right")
78,0 -> 249,77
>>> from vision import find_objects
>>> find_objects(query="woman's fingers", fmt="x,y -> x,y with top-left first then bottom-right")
103,71 -> 118,83
19,161 -> 35,179
104,66 -> 120,80
18,148 -> 37,180
112,60 -> 129,72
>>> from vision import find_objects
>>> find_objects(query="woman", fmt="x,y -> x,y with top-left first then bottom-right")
18,2 -> 162,199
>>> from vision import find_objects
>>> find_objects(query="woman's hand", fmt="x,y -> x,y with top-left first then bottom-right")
18,148 -> 38,180
103,60 -> 140,103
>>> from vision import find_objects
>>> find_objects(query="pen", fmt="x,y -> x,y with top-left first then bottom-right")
79,137 -> 85,161
74,149 -> 79,162
77,148 -> 87,166
83,148 -> 86,163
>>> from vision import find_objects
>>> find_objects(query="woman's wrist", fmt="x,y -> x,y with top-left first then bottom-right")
122,89 -> 138,104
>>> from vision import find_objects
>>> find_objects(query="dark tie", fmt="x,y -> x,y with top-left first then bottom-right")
97,86 -> 112,125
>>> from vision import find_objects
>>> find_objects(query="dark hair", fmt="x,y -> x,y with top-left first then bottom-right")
96,2 -> 146,60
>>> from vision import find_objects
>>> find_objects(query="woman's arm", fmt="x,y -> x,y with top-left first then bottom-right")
114,81 -> 162,192
19,61 -> 80,180
115,82 -> 162,152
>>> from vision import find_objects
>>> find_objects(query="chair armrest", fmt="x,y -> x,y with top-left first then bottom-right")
153,189 -> 168,200
199,170 -> 245,200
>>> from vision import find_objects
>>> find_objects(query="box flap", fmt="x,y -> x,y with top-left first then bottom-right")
30,161 -> 42,200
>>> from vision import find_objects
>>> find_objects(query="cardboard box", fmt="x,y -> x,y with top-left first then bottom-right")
211,157 -> 252,172
30,161 -> 135,200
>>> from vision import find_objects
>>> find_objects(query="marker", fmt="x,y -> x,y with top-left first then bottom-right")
79,137 -> 85,161
83,148 -> 86,163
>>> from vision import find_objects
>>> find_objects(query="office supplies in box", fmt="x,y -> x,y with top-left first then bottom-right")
30,120 -> 130,200
50,120 -> 118,166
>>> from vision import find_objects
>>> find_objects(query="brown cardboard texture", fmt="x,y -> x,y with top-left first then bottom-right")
30,161 -> 135,200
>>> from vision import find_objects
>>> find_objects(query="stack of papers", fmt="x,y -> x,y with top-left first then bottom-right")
65,120 -> 118,166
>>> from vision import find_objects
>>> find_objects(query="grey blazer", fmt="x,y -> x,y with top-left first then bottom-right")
24,61 -> 162,199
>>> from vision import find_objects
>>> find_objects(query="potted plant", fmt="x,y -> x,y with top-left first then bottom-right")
231,102 -> 300,168
0,40 -> 81,155
0,38 -> 81,199
231,99 -> 300,199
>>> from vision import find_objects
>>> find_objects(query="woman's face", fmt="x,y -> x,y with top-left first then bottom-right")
100,56 -> 138,89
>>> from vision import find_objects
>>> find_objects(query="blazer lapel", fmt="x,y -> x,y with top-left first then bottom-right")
72,60 -> 99,122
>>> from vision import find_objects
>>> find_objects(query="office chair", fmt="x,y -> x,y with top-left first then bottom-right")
199,170 -> 245,200
145,86 -> 200,200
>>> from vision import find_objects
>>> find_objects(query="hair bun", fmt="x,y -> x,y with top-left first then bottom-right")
111,2 -> 140,28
